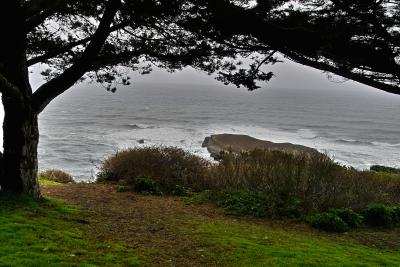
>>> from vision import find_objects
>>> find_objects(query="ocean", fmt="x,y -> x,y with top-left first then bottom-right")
1,82 -> 400,181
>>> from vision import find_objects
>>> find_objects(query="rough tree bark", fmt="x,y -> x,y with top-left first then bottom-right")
1,97 -> 40,196
0,1 -> 40,197
0,0 -> 120,197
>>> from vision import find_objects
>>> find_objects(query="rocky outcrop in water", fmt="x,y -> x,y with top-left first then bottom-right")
202,134 -> 320,159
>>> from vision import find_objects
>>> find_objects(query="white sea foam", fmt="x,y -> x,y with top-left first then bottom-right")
1,83 -> 399,181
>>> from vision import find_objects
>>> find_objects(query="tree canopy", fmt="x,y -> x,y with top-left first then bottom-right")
0,0 -> 399,195
13,0 -> 400,107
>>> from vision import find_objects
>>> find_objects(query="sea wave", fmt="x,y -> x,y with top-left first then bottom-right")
121,124 -> 155,130
334,139 -> 374,146
371,141 -> 400,147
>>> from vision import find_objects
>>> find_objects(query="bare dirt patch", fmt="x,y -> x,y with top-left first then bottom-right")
42,184 -> 226,266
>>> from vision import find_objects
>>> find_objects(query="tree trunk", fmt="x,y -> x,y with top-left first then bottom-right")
0,1 -> 40,197
0,98 -> 40,197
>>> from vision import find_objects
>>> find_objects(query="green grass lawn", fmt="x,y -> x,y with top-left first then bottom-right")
38,178 -> 63,186
0,194 -> 142,267
1,188 -> 400,266
192,221 -> 400,266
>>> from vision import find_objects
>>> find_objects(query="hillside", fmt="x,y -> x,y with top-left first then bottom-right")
1,183 -> 400,266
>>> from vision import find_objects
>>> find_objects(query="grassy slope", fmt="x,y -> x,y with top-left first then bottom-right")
0,194 -> 142,266
193,221 -> 400,266
1,184 -> 400,266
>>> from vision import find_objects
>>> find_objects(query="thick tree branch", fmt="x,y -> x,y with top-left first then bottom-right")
27,20 -> 131,66
32,0 -> 121,113
201,2 -> 400,94
24,0 -> 68,31
0,73 -> 24,101
24,0 -> 57,17
28,37 -> 91,66
284,52 -> 400,95
26,8 -> 59,31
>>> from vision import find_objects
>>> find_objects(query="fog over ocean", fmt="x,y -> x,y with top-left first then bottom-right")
1,64 -> 399,181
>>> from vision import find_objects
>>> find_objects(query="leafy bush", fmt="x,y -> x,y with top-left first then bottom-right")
307,212 -> 349,233
217,191 -> 269,218
97,146 -> 209,194
173,185 -> 193,197
134,176 -> 161,195
329,208 -> 364,228
208,150 -> 400,214
393,207 -> 400,225
97,171 -> 119,182
116,185 -> 129,193
97,147 -> 400,220
39,169 -> 75,184
363,204 -> 397,228
307,209 -> 363,232
276,197 -> 303,218
370,165 -> 400,174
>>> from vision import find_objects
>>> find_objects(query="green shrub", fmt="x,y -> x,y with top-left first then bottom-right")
209,150 -> 400,214
370,165 -> 400,174
276,197 -> 303,218
116,185 -> 129,193
97,146 -> 209,194
393,207 -> 400,225
173,185 -> 193,197
307,212 -> 349,233
97,171 -> 119,182
363,204 -> 395,228
97,146 -> 400,219
217,191 -> 269,218
308,209 -> 365,232
134,176 -> 161,195
329,208 -> 364,228
39,169 -> 75,184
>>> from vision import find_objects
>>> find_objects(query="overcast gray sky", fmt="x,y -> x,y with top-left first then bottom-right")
124,58 -> 395,98
26,55 -> 398,99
